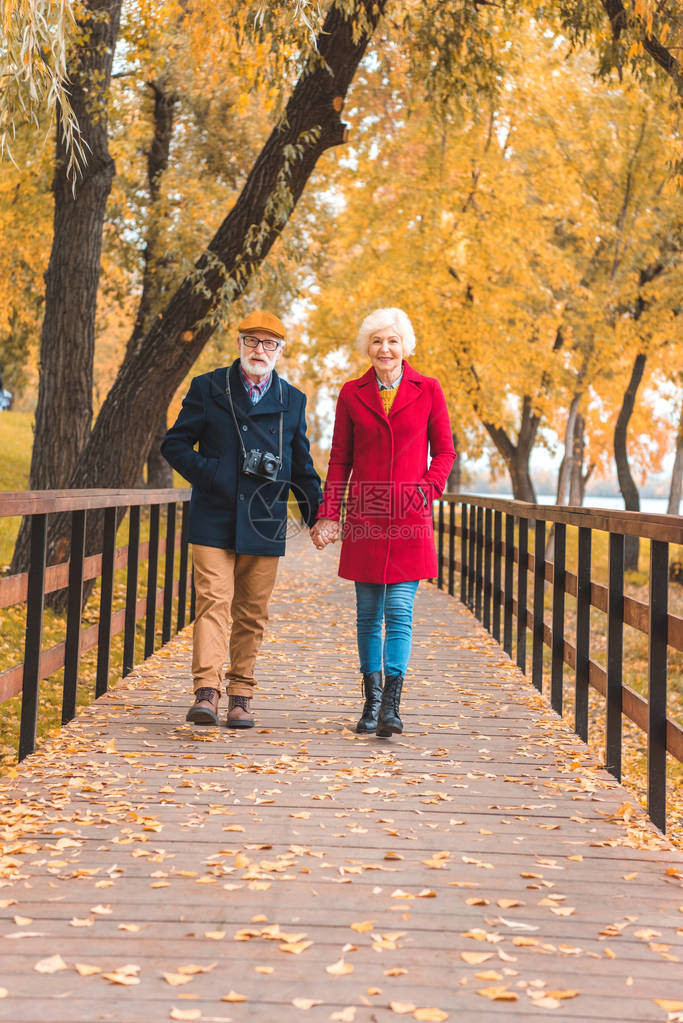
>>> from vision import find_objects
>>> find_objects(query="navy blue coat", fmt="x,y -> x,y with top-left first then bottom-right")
161,361 -> 322,556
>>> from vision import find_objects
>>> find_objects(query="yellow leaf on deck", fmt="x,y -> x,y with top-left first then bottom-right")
546,990 -> 579,1000
292,998 -> 322,1009
34,955 -> 67,974
460,952 -> 493,964
414,1010 -> 448,1021
388,1004 -> 416,1015
221,991 -> 247,1002
204,931 -> 225,940
476,986 -> 517,1001
75,964 -> 101,976
326,958 -> 354,976
330,1009 -> 356,1022
169,1010 -> 201,1022
351,921 -> 374,932
654,1001 -> 683,1011
279,940 -> 314,955
163,973 -> 194,986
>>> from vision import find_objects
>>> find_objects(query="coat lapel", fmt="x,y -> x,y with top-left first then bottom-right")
355,366 -> 388,422
387,360 -> 423,418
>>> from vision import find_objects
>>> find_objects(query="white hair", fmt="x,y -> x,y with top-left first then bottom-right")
356,307 -> 416,358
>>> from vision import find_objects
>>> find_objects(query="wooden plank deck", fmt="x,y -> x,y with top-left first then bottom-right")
1,533 -> 682,1023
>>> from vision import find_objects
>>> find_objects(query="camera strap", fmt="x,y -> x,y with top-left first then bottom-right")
224,370 -> 284,463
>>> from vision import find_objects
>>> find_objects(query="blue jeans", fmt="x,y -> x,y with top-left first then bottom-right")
355,581 -> 419,678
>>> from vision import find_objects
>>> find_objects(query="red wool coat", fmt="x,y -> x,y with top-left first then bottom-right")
318,361 -> 456,583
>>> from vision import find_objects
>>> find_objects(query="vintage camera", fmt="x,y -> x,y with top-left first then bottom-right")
242,448 -> 281,481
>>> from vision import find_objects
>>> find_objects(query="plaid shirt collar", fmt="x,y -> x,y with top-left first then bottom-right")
239,364 -> 272,404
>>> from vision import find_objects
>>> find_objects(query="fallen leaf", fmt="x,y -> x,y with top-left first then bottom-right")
654,1001 -> 683,1011
476,986 -> 517,1001
351,921 -> 374,933
545,990 -> 579,1000
413,1010 -> 448,1022
13,915 -> 32,926
169,1010 -> 201,1022
292,998 -> 322,1009
70,917 -> 94,927
0,988 -> 7,998
330,1009 -> 356,1022
163,973 -> 194,987
384,968 -> 408,976
255,966 -> 273,974
497,899 -> 523,909
75,964 -> 101,976
203,931 -> 226,940
34,954 -> 68,974
221,991 -> 247,1002
326,958 -> 354,976
460,952 -> 493,965
388,1005 -> 416,1015
279,940 -> 314,955
177,963 -> 217,975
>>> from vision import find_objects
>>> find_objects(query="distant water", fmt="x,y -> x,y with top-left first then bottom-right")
485,494 -> 677,515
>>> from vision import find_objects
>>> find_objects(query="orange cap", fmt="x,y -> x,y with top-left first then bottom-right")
238,311 -> 286,339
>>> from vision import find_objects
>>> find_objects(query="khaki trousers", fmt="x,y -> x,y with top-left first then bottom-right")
191,544 -> 279,698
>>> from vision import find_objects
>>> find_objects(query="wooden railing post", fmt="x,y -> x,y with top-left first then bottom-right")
516,516 -> 528,673
606,532 -> 624,780
460,503 -> 468,604
162,501 -> 176,644
492,510 -> 502,642
503,513 -> 514,656
575,526 -> 592,742
62,509 -> 86,724
178,500 -> 190,632
144,503 -> 161,658
483,507 -> 492,632
437,501 -> 444,590
532,519 -> 545,693
647,539 -> 668,830
551,522 -> 566,715
447,501 -> 455,597
95,506 -> 117,698
123,505 -> 141,678
18,513 -> 47,761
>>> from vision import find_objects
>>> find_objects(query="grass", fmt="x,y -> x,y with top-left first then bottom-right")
0,410 -> 32,571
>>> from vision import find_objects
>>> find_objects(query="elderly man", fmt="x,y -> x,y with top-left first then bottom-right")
162,311 -> 322,728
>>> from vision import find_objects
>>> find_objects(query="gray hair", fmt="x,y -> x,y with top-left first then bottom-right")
355,307 -> 416,358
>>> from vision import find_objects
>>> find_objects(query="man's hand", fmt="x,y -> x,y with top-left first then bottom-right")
310,518 -> 340,550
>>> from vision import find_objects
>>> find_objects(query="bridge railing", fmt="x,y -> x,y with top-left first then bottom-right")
433,494 -> 683,833
0,489 -> 193,761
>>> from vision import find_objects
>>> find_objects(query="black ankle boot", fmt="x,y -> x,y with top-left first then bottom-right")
376,673 -> 404,736
356,671 -> 383,733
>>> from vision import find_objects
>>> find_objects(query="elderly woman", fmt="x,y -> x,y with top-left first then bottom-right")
311,308 -> 455,736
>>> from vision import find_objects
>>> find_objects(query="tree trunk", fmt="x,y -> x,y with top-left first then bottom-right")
125,79 -> 178,487
614,351 -> 647,571
446,431 -> 461,492
480,395 -> 539,502
147,414 -> 174,487
569,413 -> 590,505
41,0 -> 388,567
667,401 -> 683,515
10,0 -> 122,573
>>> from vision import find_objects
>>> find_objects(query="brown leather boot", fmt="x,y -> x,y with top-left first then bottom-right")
227,694 -> 255,729
186,686 -> 219,725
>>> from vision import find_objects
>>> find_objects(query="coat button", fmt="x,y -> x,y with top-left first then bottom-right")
242,425 -> 247,432
239,493 -> 245,501
269,427 -> 276,433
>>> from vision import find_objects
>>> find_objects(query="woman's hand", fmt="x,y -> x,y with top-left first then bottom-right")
310,518 -> 340,550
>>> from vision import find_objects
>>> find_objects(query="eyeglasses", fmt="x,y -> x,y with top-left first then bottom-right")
241,334 -> 282,352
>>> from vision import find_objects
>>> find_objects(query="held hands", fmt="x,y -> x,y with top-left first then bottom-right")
310,518 -> 340,550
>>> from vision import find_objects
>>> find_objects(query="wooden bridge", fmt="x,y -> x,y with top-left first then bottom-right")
1,532 -> 682,1023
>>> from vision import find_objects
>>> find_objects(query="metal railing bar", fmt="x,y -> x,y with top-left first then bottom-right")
61,509 -> 86,725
